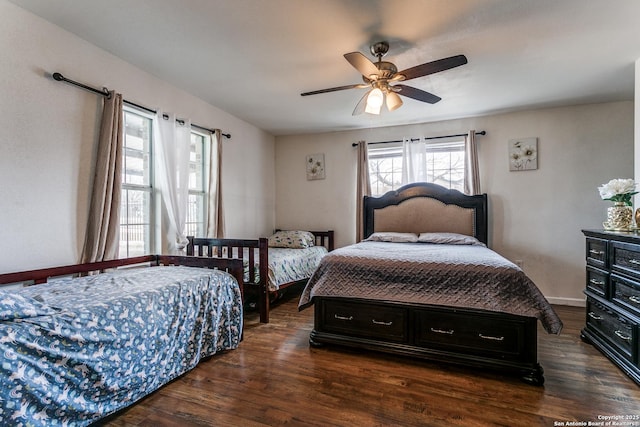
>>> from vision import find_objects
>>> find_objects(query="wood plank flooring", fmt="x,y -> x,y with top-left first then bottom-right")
103,294 -> 640,426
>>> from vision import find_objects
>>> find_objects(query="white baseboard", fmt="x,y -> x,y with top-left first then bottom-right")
547,297 -> 585,307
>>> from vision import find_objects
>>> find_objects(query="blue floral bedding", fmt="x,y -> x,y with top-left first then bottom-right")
0,266 -> 243,426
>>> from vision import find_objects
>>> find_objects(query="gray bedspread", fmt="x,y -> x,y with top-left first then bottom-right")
299,241 -> 562,334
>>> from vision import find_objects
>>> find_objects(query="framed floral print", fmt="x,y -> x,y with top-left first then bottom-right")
509,137 -> 538,171
306,153 -> 325,180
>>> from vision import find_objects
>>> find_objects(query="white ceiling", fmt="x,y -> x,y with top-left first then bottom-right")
9,0 -> 640,136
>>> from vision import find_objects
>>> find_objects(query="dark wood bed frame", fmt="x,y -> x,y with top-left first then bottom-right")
0,255 -> 244,294
187,231 -> 334,324
309,183 -> 545,385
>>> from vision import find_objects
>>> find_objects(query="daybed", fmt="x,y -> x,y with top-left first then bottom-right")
187,230 -> 334,323
0,255 -> 243,426
299,183 -> 562,385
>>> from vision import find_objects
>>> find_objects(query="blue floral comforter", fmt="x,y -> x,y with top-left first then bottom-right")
0,266 -> 243,426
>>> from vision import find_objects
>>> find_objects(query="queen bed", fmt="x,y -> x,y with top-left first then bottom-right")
0,255 -> 243,426
299,183 -> 562,385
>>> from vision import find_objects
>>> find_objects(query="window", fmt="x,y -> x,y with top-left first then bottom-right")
120,109 -> 153,257
185,132 -> 207,237
368,143 -> 404,197
368,139 -> 465,197
119,108 -> 210,258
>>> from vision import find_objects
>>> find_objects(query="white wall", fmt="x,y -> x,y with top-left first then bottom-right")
0,1 -> 276,273
275,101 -> 634,305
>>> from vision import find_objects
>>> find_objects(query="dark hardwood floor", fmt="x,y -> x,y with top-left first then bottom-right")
103,294 -> 640,426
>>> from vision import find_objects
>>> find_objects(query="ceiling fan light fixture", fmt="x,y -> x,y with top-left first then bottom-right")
365,88 -> 384,115
386,91 -> 403,111
302,42 -> 467,116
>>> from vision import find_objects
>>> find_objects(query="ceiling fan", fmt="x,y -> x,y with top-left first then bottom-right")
301,41 -> 467,115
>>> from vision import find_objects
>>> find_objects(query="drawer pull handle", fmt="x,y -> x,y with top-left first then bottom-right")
628,259 -> 640,265
479,333 -> 505,341
589,249 -> 604,256
372,319 -> 392,326
334,314 -> 353,321
588,312 -> 602,320
430,328 -> 454,335
614,330 -> 632,342
589,279 -> 605,286
629,295 -> 640,304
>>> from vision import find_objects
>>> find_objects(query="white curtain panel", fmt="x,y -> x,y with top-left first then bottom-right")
401,138 -> 428,184
155,112 -> 191,254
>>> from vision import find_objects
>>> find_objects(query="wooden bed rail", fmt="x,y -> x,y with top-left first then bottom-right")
187,237 -> 269,321
186,237 -> 267,286
309,230 -> 335,251
0,255 -> 157,285
0,256 -> 244,300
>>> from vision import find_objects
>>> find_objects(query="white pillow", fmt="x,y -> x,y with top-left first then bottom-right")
365,232 -> 419,243
417,232 -> 484,246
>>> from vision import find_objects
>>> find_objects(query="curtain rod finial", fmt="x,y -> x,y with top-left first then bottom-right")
52,72 -> 64,81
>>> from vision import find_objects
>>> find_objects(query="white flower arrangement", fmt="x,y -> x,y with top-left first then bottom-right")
598,178 -> 638,206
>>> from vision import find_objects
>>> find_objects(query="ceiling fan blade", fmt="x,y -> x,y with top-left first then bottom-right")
344,52 -> 380,78
394,85 -> 441,104
301,84 -> 368,96
397,54 -> 467,81
386,91 -> 403,111
352,91 -> 370,116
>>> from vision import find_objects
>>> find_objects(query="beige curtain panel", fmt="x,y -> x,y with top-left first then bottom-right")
464,130 -> 481,195
81,91 -> 124,263
206,129 -> 225,238
355,140 -> 371,242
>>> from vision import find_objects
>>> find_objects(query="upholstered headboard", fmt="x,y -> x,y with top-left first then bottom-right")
363,182 -> 488,244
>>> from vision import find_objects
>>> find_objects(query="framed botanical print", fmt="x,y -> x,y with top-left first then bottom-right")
509,137 -> 538,171
306,153 -> 325,180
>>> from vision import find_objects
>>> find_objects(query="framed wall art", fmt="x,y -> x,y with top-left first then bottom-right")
509,137 -> 538,171
306,153 -> 325,180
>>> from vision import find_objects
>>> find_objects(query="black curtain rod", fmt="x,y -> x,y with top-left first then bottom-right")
52,72 -> 231,139
351,130 -> 486,147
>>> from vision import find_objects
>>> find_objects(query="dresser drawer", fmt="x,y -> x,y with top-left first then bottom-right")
318,299 -> 408,342
611,241 -> 640,279
611,274 -> 640,318
586,298 -> 635,362
414,309 -> 531,361
586,266 -> 609,297
586,237 -> 607,268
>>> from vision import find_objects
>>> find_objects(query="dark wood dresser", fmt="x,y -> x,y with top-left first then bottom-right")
582,230 -> 640,385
